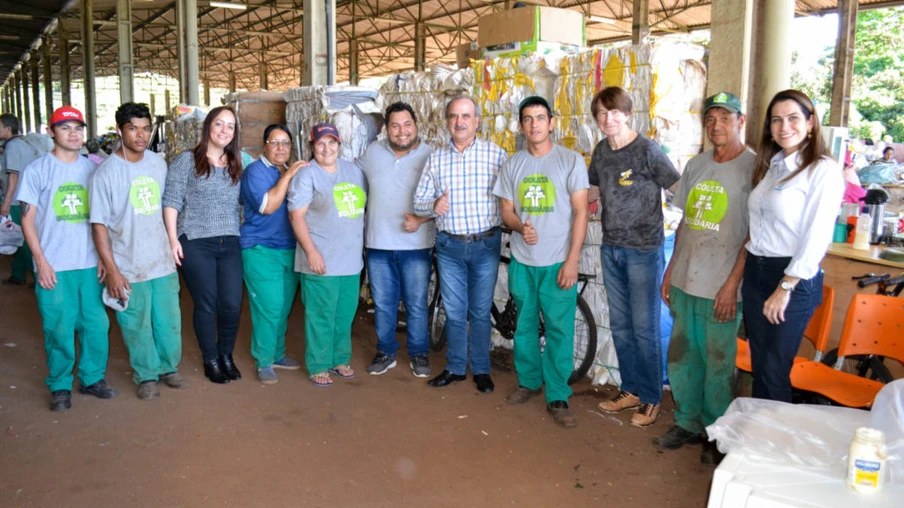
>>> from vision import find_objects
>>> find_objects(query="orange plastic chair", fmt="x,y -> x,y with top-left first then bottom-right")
736,285 -> 836,373
790,294 -> 904,408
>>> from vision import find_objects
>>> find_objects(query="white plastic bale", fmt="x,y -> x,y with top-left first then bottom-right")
284,85 -> 380,162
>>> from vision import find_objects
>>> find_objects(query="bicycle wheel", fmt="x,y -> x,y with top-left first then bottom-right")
568,296 -> 598,385
427,296 -> 447,351
820,348 -> 894,383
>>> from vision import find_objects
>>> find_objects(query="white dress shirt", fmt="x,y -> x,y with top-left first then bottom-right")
746,151 -> 845,279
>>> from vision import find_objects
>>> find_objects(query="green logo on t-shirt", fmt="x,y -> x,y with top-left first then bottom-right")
53,182 -> 89,223
518,173 -> 556,215
129,176 -> 161,215
685,180 -> 728,231
333,182 -> 366,219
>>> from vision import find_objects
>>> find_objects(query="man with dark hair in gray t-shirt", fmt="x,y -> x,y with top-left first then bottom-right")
654,92 -> 754,466
494,96 -> 589,427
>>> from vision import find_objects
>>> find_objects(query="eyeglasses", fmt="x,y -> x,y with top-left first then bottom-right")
266,140 -> 291,147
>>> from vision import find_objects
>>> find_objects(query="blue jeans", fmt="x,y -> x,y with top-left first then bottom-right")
742,254 -> 822,403
435,229 -> 501,376
602,244 -> 664,404
366,248 -> 432,358
180,235 -> 244,362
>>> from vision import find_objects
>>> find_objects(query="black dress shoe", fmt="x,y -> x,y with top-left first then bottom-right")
220,354 -> 242,380
473,373 -> 494,393
203,359 -> 230,384
427,370 -> 466,387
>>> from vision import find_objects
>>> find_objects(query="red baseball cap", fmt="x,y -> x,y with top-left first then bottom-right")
311,123 -> 340,143
50,106 -> 87,128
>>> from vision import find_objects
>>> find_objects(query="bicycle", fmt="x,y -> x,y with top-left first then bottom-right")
818,272 -> 904,384
427,231 -> 598,385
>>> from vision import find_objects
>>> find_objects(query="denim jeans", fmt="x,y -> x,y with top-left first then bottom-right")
435,229 -> 501,376
602,244 -> 664,404
366,248 -> 432,358
179,235 -> 244,363
742,254 -> 822,403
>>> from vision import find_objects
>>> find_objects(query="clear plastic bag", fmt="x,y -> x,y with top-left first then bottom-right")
869,379 -> 904,483
0,215 -> 24,255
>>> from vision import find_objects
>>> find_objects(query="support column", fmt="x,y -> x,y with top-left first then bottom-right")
22,68 -> 32,133
150,93 -> 156,117
829,0 -> 858,127
117,0 -> 134,103
632,0 -> 649,45
176,0 -> 187,102
42,35 -> 54,123
184,0 -> 200,105
708,0 -> 754,144
756,0 -> 794,131
414,23 -> 426,71
31,57 -> 41,129
349,39 -> 359,86
82,0 -> 98,138
302,0 -> 337,85
204,78 -> 211,106
165,89 -> 171,113
228,70 -> 236,93
260,55 -> 268,90
13,74 -> 23,121
59,23 -> 71,106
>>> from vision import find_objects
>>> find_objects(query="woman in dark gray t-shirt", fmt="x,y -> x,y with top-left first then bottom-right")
587,87 -> 680,428
162,106 -> 244,385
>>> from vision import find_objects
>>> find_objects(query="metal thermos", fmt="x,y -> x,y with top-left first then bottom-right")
863,189 -> 890,245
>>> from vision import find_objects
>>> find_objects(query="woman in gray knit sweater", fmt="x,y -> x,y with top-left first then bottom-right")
162,106 -> 244,384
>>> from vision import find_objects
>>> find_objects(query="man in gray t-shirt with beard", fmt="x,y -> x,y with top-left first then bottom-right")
90,103 -> 187,401
493,96 -> 589,428
654,92 -> 754,466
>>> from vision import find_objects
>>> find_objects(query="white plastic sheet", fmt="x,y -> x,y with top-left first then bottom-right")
0,215 -> 24,255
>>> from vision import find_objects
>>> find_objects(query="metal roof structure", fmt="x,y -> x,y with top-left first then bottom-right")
1,0 -> 903,91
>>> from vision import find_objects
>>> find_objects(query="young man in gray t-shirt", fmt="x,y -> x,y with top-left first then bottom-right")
654,92 -> 754,465
91,103 -> 187,401
493,96 -> 589,428
0,114 -> 39,286
17,106 -> 118,412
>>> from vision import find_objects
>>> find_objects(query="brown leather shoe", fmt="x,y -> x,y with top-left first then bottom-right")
630,403 -> 661,427
547,401 -> 577,428
506,386 -> 541,404
598,391 -> 641,413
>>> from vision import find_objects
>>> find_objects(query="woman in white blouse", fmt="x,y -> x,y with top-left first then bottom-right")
743,89 -> 844,402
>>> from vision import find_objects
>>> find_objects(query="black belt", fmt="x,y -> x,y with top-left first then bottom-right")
443,227 -> 499,242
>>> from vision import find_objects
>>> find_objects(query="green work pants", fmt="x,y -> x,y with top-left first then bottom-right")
9,205 -> 33,283
35,267 -> 110,392
299,272 -> 358,376
116,272 -> 183,384
242,246 -> 298,369
666,287 -> 742,433
508,257 -> 577,404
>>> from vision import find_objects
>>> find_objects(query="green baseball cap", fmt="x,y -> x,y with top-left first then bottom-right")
704,92 -> 743,114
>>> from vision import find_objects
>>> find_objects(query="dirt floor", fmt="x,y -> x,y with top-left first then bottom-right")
0,258 -> 716,508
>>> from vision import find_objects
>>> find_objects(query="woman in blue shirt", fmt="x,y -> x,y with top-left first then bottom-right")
240,124 -> 307,385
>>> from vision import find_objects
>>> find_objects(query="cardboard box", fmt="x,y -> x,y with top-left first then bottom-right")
478,6 -> 585,49
456,42 -> 482,69
482,40 -> 582,61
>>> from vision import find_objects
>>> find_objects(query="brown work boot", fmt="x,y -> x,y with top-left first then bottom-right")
160,372 -> 189,389
630,403 -> 661,427
506,386 -> 542,404
598,390 -> 641,413
546,401 -> 577,428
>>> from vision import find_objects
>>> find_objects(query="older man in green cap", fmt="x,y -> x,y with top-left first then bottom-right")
655,91 -> 754,464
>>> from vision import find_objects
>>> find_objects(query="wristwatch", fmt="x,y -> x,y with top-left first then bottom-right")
779,280 -> 795,292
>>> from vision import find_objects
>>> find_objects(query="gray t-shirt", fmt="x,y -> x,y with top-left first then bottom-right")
359,139 -> 435,250
670,149 -> 755,300
15,153 -> 99,272
287,159 -> 367,276
493,144 -> 589,266
89,151 -> 176,283
2,137 -> 39,206
588,135 -> 680,250
161,151 -> 241,240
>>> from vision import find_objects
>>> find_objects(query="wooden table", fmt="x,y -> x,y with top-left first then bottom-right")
825,242 -> 904,270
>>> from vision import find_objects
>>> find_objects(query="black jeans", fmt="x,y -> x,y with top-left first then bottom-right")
741,254 -> 822,402
179,235 -> 244,363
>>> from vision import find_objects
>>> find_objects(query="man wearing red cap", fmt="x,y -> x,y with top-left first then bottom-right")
16,106 -> 118,411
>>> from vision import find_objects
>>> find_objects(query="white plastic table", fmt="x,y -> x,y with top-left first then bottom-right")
708,451 -> 902,508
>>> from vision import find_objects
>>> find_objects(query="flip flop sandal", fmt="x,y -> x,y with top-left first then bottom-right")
328,365 -> 355,379
310,373 -> 333,387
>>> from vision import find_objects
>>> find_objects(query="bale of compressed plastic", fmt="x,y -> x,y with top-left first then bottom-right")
165,105 -> 206,165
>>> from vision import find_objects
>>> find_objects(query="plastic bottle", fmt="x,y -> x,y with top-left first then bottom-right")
846,427 -> 887,494
852,215 -> 871,251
